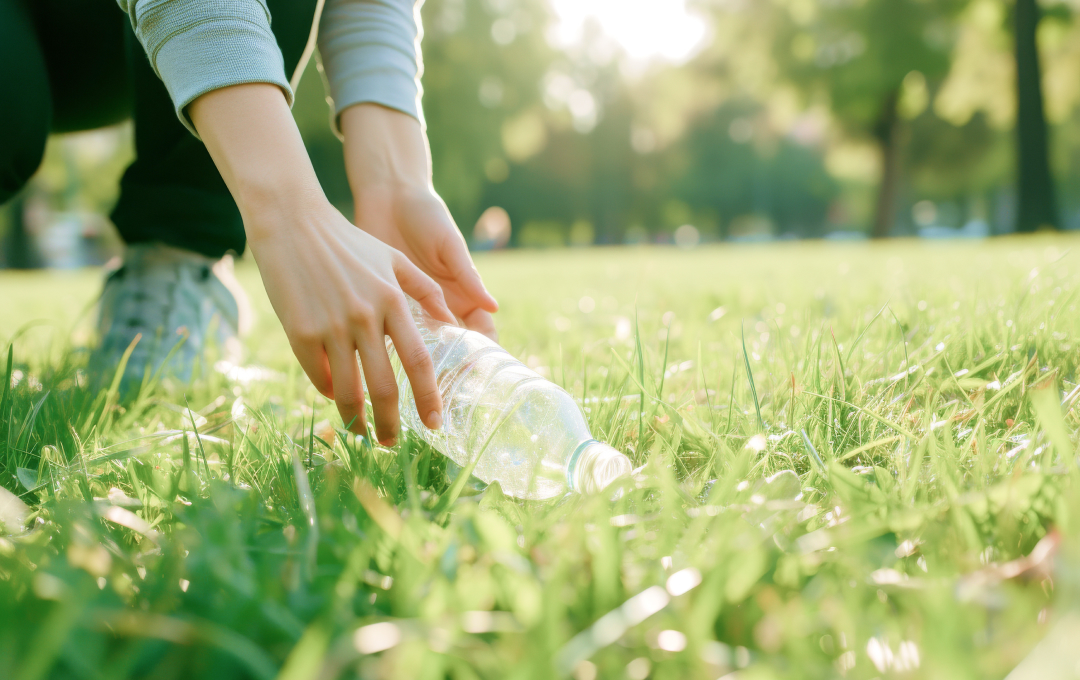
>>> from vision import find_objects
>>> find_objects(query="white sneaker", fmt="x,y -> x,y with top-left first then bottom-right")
90,243 -> 251,393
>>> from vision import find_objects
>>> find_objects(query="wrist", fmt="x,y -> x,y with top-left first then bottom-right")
341,104 -> 431,190
242,184 -> 334,244
233,168 -> 324,222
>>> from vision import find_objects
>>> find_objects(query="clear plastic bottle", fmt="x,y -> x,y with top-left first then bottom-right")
382,299 -> 632,500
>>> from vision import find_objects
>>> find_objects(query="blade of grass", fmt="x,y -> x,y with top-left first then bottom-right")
802,390 -> 917,440
741,324 -> 764,430
801,429 -> 828,478
291,444 -> 319,581
635,305 -> 645,447
845,302 -> 888,363
1,344 -> 12,448
184,397 -> 210,479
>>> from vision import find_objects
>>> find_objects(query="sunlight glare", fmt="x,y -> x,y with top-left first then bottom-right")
548,0 -> 708,63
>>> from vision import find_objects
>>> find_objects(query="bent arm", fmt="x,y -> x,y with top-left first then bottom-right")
188,84 -> 454,442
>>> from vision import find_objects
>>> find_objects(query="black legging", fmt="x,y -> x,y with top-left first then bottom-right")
0,0 -> 316,258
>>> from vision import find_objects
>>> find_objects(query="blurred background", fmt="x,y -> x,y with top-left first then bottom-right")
4,0 -> 1080,268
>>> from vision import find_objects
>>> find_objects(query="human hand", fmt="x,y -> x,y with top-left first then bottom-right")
353,184 -> 499,339
248,198 -> 455,443
341,105 -> 499,340
189,84 -> 454,443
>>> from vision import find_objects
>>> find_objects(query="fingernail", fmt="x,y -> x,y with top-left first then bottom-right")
379,435 -> 398,447
428,411 -> 443,430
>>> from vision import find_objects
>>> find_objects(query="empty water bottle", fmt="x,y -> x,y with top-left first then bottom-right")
381,298 -> 632,500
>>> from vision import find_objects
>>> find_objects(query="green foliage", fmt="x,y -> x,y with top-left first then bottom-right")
2,239 -> 1080,678
661,103 -> 839,238
775,0 -> 963,130
20,0 -> 1080,250
290,0 -> 845,242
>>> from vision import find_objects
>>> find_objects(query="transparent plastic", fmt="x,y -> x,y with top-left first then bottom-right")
382,299 -> 632,500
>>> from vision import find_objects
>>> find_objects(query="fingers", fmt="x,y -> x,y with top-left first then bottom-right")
324,345 -> 367,436
392,254 -> 456,325
326,343 -> 367,435
386,304 -> 443,431
460,307 -> 498,342
290,339 -> 334,399
356,332 -> 401,446
445,241 -> 498,313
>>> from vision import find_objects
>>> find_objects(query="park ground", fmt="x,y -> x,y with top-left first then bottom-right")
2,237 -> 1080,679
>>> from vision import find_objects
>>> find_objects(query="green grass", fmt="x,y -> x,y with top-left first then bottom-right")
2,237 -> 1080,679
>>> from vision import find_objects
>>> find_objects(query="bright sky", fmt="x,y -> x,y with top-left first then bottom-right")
548,0 -> 709,64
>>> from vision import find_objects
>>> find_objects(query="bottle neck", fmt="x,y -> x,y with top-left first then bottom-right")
567,439 -> 632,495
566,439 -> 598,491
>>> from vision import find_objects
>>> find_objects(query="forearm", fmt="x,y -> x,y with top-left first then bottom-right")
188,83 -> 325,233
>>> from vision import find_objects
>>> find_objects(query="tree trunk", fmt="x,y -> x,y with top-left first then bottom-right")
2,193 -> 42,270
1014,0 -> 1058,232
871,90 -> 903,239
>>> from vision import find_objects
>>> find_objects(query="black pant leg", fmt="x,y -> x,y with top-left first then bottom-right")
29,0 -> 132,133
1,0 -> 132,200
110,0 -> 320,259
0,0 -> 52,204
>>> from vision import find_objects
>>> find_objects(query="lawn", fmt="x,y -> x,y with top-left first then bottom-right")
2,237 -> 1079,679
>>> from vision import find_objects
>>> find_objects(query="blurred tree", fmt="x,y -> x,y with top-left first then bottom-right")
773,0 -> 964,237
285,0 -> 1080,244
6,0 -> 1080,262
907,0 -> 1015,225
0,195 -> 42,269
421,0 -> 557,232
1013,0 -> 1059,231
298,0 -> 1014,242
905,110 -> 1011,229
658,102 -> 837,238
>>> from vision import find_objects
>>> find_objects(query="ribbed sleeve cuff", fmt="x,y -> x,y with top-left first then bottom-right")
132,0 -> 293,136
323,58 -> 421,121
318,0 -> 423,125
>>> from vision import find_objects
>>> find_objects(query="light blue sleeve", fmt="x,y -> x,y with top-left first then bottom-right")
116,0 -> 293,137
318,0 -> 424,124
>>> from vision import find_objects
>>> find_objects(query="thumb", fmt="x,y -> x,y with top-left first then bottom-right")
444,241 -> 498,313
392,253 -> 456,325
